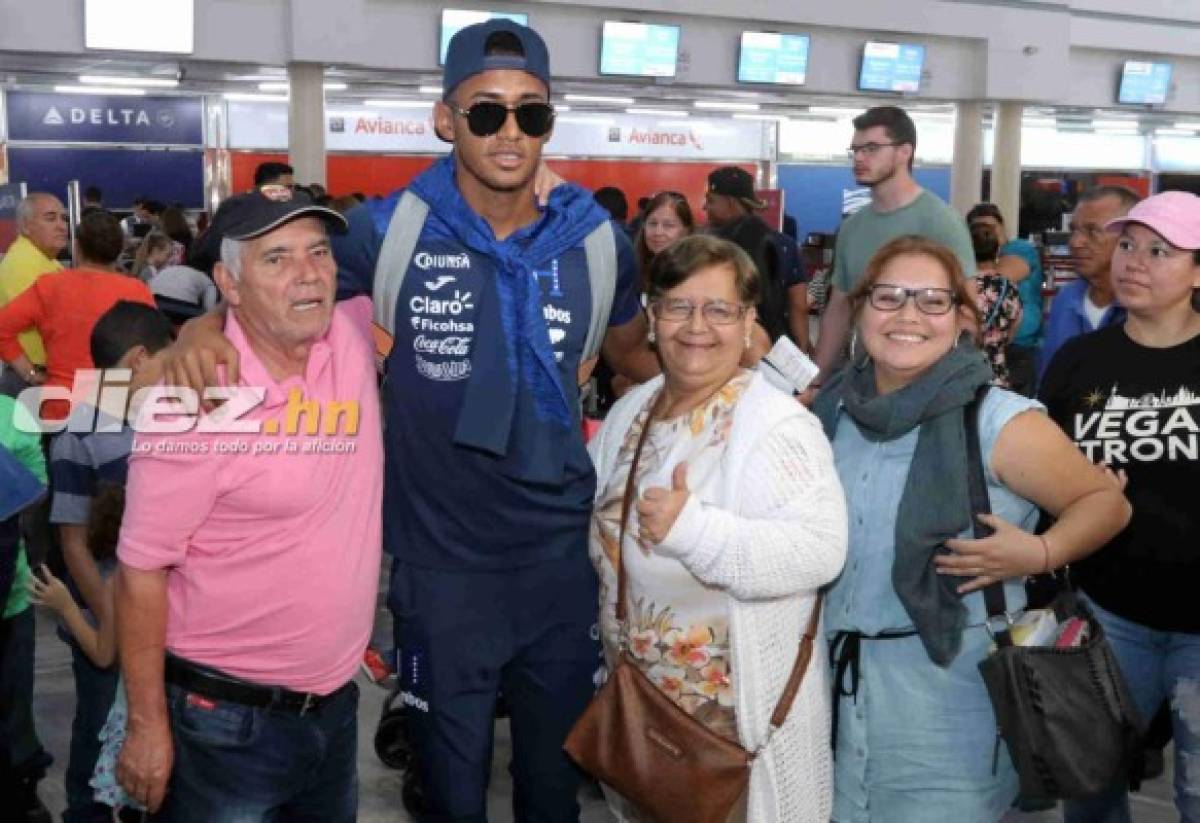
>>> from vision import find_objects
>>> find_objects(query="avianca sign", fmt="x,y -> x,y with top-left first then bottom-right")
626,128 -> 704,151
352,117 -> 427,136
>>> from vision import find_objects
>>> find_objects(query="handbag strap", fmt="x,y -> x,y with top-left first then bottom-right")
964,384 -> 1014,649
614,392 -> 825,747
615,394 -> 661,625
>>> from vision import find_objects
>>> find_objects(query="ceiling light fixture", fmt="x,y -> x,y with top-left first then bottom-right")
732,113 -> 790,122
806,106 -> 857,117
56,85 -> 146,96
362,99 -> 431,109
79,75 -> 177,88
223,92 -> 288,102
695,100 -> 760,112
418,86 -> 444,95
258,81 -> 347,92
626,107 -> 689,117
565,94 -> 635,105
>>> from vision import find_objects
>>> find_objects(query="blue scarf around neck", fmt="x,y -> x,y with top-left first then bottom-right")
407,155 -> 611,485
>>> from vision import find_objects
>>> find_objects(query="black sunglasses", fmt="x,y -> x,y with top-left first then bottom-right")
450,101 -> 555,138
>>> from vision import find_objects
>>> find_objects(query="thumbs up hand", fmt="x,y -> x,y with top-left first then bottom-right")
636,463 -> 691,545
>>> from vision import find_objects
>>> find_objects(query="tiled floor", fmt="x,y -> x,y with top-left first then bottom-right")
29,598 -> 1177,822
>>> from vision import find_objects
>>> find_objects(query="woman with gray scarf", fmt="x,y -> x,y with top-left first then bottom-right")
813,235 -> 1130,822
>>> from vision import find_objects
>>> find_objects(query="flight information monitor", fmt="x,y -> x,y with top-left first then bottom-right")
858,41 -> 925,93
599,21 -> 681,78
440,9 -> 530,64
1118,61 -> 1172,106
737,32 -> 810,86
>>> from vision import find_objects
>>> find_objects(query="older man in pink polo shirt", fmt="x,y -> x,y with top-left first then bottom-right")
113,189 -> 382,821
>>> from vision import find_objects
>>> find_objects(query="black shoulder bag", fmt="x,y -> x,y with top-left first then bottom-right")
965,388 -> 1144,802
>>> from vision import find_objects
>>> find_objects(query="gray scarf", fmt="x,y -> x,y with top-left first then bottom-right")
814,343 -> 995,666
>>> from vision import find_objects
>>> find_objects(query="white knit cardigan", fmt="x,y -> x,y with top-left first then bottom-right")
588,372 -> 848,822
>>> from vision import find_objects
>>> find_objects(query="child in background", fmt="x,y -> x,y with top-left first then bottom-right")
131,232 -> 173,283
44,301 -> 174,822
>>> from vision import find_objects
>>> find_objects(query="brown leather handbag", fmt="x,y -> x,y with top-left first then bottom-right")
564,399 -> 823,823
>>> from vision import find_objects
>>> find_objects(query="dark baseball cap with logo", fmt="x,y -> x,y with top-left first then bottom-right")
707,167 -> 767,210
442,18 -> 551,100
219,185 -> 347,241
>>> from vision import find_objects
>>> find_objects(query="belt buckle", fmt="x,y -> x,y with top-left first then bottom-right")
299,692 -> 316,716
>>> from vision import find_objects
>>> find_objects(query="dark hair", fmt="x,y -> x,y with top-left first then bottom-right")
970,222 -> 1000,263
254,162 -> 294,187
852,105 -> 917,170
1078,185 -> 1139,214
634,191 -> 696,281
87,482 -> 125,563
75,210 -> 125,265
966,203 -> 1004,225
159,207 -> 193,247
646,234 -> 760,307
143,200 -> 165,216
83,186 -> 102,203
593,187 -> 629,222
330,195 -> 361,215
847,235 -> 982,328
90,301 -> 174,368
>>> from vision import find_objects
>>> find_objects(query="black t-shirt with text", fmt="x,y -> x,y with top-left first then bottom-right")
1040,324 -> 1200,633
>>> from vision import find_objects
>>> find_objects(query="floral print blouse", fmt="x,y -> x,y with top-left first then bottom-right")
973,272 -> 1023,388
589,371 -> 752,742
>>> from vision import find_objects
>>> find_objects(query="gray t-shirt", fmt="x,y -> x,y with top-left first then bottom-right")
832,190 -> 976,293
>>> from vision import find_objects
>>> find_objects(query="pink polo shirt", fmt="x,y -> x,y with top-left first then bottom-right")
118,297 -> 382,694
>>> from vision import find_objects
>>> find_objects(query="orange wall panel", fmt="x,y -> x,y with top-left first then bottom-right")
545,159 -> 757,226
229,152 -> 757,226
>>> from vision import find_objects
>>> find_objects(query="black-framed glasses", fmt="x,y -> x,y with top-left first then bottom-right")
867,284 -> 958,315
652,298 -> 748,325
846,141 -> 901,158
451,101 -> 555,138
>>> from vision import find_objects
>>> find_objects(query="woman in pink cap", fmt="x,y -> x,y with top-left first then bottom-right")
1040,190 -> 1200,822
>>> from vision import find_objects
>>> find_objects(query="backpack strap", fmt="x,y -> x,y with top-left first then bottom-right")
579,220 -> 617,385
372,191 -> 429,336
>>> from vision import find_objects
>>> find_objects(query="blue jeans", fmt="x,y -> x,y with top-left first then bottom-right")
153,679 -> 359,823
64,640 -> 118,822
1063,597 -> 1200,823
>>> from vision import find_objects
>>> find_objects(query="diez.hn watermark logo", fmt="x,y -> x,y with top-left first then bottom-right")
16,370 -> 360,447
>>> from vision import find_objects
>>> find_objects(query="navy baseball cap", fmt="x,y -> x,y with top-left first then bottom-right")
219,186 -> 347,241
442,19 -> 551,100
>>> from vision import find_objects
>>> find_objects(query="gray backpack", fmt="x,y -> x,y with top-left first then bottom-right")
371,191 -> 618,382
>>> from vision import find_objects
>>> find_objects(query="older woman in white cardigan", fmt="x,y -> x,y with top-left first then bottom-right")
587,235 -> 848,821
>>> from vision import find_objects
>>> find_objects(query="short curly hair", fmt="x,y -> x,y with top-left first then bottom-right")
645,234 -> 760,307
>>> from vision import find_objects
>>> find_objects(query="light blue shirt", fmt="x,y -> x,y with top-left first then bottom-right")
826,388 -> 1041,634
826,387 -> 1044,822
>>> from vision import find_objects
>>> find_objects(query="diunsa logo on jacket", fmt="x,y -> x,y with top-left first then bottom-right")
414,252 -> 471,271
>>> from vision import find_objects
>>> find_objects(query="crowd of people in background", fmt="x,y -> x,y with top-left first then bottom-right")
0,16 -> 1196,823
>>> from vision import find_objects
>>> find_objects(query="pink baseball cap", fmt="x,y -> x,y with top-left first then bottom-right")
1105,190 -> 1200,250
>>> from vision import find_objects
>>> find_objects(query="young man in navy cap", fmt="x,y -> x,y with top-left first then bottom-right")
366,21 -> 655,820
165,17 -> 656,822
